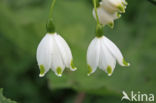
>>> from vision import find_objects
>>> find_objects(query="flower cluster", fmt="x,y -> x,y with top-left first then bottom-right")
86,0 -> 130,76
36,0 -> 130,77
93,0 -> 127,27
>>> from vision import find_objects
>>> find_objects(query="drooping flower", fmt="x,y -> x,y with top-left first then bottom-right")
87,36 -> 130,76
93,0 -> 127,27
36,33 -> 77,77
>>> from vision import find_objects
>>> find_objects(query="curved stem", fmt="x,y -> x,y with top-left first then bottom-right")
93,0 -> 104,37
46,0 -> 56,33
49,0 -> 56,19
93,0 -> 100,25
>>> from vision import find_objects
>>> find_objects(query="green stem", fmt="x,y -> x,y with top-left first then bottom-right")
46,0 -> 56,33
93,0 -> 100,25
49,0 -> 56,19
93,0 -> 104,37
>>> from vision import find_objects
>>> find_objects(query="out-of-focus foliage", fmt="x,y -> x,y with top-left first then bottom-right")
0,0 -> 156,103
0,89 -> 17,103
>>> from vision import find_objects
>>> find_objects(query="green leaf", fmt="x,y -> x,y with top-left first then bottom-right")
0,89 -> 17,103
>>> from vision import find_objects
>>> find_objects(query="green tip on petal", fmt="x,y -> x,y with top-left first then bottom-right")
125,1 -> 128,5
56,67 -> 62,77
117,13 -> 121,18
88,65 -> 93,76
70,60 -> 77,71
122,0 -> 128,6
39,65 -> 45,77
108,22 -> 114,29
123,58 -> 130,66
107,66 -> 112,76
117,5 -> 125,13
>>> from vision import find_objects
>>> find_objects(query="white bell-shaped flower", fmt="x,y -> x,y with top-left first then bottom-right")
36,33 -> 77,77
87,36 -> 130,76
93,0 -> 127,26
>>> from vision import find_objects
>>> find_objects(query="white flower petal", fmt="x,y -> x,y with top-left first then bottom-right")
98,36 -> 116,76
50,33 -> 65,77
36,34 -> 53,77
104,36 -> 130,66
87,37 -> 100,76
93,7 -> 114,25
101,0 -> 122,12
100,1 -> 117,13
54,34 -> 77,71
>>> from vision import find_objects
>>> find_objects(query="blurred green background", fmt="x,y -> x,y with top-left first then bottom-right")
0,0 -> 156,103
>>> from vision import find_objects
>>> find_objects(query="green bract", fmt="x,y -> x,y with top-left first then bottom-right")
46,19 -> 55,33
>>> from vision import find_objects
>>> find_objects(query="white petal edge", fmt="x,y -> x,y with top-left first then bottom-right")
50,33 -> 65,77
98,36 -> 116,76
93,7 -> 114,25
36,34 -> 54,77
104,36 -> 130,66
54,34 -> 77,71
87,37 -> 100,76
